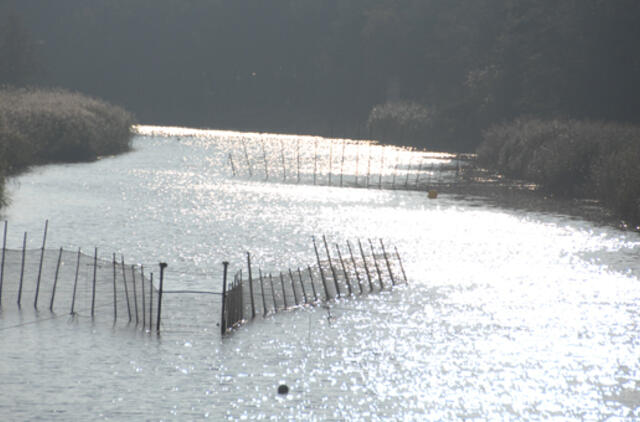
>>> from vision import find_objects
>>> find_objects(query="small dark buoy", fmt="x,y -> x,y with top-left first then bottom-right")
277,384 -> 289,395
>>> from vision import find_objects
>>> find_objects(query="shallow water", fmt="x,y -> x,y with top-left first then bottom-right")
1,126 -> 639,420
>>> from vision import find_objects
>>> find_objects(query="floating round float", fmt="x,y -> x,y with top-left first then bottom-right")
277,384 -> 289,395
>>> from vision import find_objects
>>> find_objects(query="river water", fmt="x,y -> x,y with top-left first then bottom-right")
1,126 -> 639,420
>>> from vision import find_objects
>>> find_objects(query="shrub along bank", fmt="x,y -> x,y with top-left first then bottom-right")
477,118 -> 640,227
0,87 -> 135,206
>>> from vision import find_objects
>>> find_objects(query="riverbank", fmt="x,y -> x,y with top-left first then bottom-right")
476,118 -> 640,228
0,87 -> 135,207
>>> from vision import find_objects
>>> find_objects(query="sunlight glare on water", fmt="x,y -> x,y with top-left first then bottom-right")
0,125 -> 639,420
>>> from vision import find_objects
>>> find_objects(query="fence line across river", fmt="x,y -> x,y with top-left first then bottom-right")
227,137 -> 475,191
220,235 -> 408,335
0,220 -> 164,332
0,222 -> 409,337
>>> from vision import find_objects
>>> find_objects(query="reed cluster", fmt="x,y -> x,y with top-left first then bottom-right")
366,101 -> 435,147
0,87 -> 135,206
477,118 -> 640,226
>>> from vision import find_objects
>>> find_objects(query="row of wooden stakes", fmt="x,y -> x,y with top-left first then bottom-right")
220,235 -> 408,334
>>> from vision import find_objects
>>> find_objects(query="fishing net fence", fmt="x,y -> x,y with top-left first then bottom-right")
227,137 -> 476,191
0,236 -> 161,331
0,223 -> 408,336
221,235 -> 408,334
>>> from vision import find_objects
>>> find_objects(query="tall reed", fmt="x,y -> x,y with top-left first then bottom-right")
0,87 -> 135,206
477,117 -> 640,226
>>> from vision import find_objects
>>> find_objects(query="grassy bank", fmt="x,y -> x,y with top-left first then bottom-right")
0,87 -> 135,206
477,118 -> 640,227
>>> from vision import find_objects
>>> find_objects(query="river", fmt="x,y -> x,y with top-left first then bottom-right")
0,126 -> 639,420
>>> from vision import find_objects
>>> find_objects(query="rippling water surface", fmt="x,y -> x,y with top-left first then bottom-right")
1,126 -> 639,420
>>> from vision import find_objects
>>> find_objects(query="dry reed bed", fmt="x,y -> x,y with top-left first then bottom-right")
477,118 -> 640,226
0,87 -> 135,206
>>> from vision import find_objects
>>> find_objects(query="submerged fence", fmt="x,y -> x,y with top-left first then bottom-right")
0,222 -> 409,337
220,235 -> 408,334
0,221 -> 164,332
227,137 -> 475,191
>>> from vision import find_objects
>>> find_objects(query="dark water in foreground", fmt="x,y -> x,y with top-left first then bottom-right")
0,126 -> 639,420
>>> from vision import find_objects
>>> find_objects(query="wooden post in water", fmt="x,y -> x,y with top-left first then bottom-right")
432,161 -> 438,184
280,139 -> 286,181
328,140 -> 333,186
378,146 -> 384,189
229,274 -> 235,325
307,265 -> 318,302
312,236 -> 330,300
296,139 -> 301,183
404,154 -> 412,188
228,153 -> 236,177
358,239 -> 374,292
322,235 -> 341,298
268,273 -> 277,312
236,274 -> 242,325
261,140 -> 269,180
49,247 -> 63,311
392,150 -> 400,189
221,261 -> 229,334
141,265 -> 146,328
131,265 -> 139,324
121,255 -> 132,322
157,263 -> 167,333
415,160 -> 423,188
366,144 -> 372,188
379,239 -> 396,286
335,244 -> 352,295
91,247 -> 97,317
34,219 -> 48,309
237,273 -> 243,323
354,144 -> 360,186
0,220 -> 6,305
246,252 -> 256,319
258,268 -> 267,316
112,253 -> 118,322
394,246 -> 408,284
368,239 -> 385,290
288,268 -> 299,305
313,139 -> 318,185
340,140 -> 345,187
346,240 -> 363,294
297,267 -> 308,304
149,272 -> 154,331
241,138 -> 253,177
70,248 -> 81,314
279,272 -> 288,309
236,270 -> 242,324
17,232 -> 27,307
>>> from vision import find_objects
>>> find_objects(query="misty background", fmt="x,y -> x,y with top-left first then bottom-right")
2,0 -> 640,151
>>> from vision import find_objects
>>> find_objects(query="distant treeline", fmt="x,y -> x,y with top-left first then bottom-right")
2,0 -> 640,151
478,118 -> 640,226
0,88 -> 134,207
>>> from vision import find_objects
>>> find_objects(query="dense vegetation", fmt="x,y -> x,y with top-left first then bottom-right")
0,88 -> 134,206
2,0 -> 639,151
478,118 -> 640,225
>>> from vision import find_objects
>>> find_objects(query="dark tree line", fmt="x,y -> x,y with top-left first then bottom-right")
2,0 -> 640,151
0,9 -> 38,86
